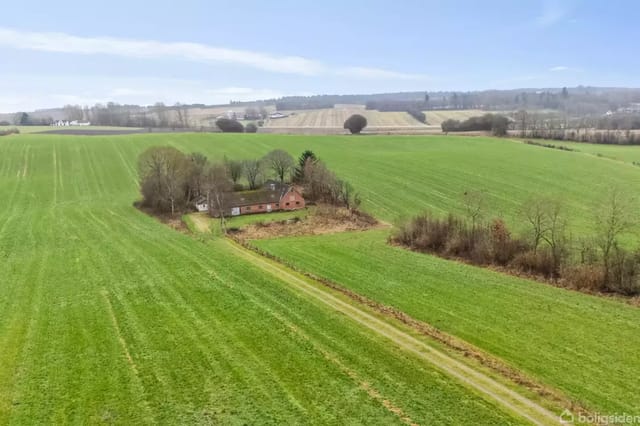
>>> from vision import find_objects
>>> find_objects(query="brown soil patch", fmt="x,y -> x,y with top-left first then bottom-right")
232,207 -> 384,240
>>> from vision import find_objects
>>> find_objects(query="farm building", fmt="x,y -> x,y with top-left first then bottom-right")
203,182 -> 305,217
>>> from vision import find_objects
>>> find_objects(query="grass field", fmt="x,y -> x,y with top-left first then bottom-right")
0,134 -> 530,424
265,107 -> 427,128
423,109 -> 487,126
539,139 -> 640,164
2,132 -> 640,422
255,230 -> 640,415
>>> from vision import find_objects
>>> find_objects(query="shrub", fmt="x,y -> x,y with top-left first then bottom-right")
344,114 -> 368,134
216,118 -> 244,133
407,109 -> 426,123
0,127 -> 20,136
245,123 -> 258,133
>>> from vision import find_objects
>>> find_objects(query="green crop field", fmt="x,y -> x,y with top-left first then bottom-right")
0,134 -> 529,424
2,131 -> 640,423
255,230 -> 640,415
540,139 -> 640,164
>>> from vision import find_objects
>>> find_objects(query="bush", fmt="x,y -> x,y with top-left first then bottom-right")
216,118 -> 244,133
407,109 -> 426,123
0,127 -> 20,136
245,123 -> 258,133
344,114 -> 368,134
441,113 -> 510,135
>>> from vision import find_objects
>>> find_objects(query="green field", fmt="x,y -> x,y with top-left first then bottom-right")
2,132 -> 640,422
539,139 -> 640,164
0,134 -> 537,424
255,230 -> 640,415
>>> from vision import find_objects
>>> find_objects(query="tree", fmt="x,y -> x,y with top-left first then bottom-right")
293,150 -> 317,183
224,156 -> 243,184
561,87 -> 569,99
14,112 -> 29,126
344,114 -> 367,134
154,102 -> 169,127
63,105 -> 83,121
185,152 -> 208,203
594,188 -> 636,283
243,159 -> 263,189
216,118 -> 244,133
463,190 -> 485,231
245,123 -> 258,133
137,146 -> 189,215
521,197 -> 550,253
264,149 -> 294,183
203,163 -> 233,233
491,115 -> 509,136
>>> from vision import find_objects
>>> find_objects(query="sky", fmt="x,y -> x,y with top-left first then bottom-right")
0,0 -> 639,112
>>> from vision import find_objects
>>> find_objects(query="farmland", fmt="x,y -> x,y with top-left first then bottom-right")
423,109 -> 487,126
2,131 -> 640,422
0,134 -> 531,424
264,106 -> 428,130
255,230 -> 640,415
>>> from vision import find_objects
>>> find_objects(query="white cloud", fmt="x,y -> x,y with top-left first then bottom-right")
549,66 -> 569,72
0,27 -> 425,81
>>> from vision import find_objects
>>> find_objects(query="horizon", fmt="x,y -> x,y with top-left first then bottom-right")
1,0 -> 640,112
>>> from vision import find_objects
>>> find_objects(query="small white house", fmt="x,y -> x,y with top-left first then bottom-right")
195,197 -> 208,212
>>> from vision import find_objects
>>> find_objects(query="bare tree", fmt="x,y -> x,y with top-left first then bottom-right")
137,146 -> 188,215
463,190 -> 485,231
243,159 -> 263,190
594,188 -> 636,282
224,156 -> 243,184
203,163 -> 233,233
264,149 -> 294,183
521,197 -> 550,253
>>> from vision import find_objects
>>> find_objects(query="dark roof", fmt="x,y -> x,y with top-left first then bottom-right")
225,186 -> 290,207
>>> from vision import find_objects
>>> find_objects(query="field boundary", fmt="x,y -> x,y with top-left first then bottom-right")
226,238 -> 573,425
228,236 -> 599,421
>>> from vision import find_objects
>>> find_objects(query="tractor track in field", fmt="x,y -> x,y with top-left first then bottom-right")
226,239 -> 563,426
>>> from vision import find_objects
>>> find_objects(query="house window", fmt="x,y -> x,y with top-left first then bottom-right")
286,202 -> 290,206
246,206 -> 251,211
259,205 -> 264,209
275,204 -> 279,207
296,201 -> 300,205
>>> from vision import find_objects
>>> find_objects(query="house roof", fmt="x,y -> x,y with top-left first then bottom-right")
225,186 -> 291,207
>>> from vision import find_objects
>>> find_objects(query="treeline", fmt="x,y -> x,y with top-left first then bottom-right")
441,114 -> 510,136
271,87 -> 640,115
137,147 -> 360,218
392,191 -> 640,296
519,128 -> 640,145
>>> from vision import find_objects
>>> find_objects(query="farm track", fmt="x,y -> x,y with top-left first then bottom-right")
226,240 -> 562,426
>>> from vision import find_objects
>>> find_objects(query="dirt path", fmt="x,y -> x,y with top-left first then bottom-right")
226,240 -> 563,426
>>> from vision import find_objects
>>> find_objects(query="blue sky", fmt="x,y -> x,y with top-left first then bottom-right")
0,0 -> 638,112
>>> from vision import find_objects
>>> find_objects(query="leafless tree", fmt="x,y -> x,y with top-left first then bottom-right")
138,146 -> 189,216
243,159 -> 263,190
224,156 -> 243,184
521,197 -> 551,253
463,190 -> 485,231
203,163 -> 233,233
264,149 -> 294,183
594,188 -> 636,282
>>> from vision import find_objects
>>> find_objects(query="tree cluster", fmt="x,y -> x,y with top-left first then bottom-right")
215,118 -> 245,133
441,113 -> 510,136
392,191 -> 640,296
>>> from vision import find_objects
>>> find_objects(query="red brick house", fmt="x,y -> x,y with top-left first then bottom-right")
209,182 -> 305,217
